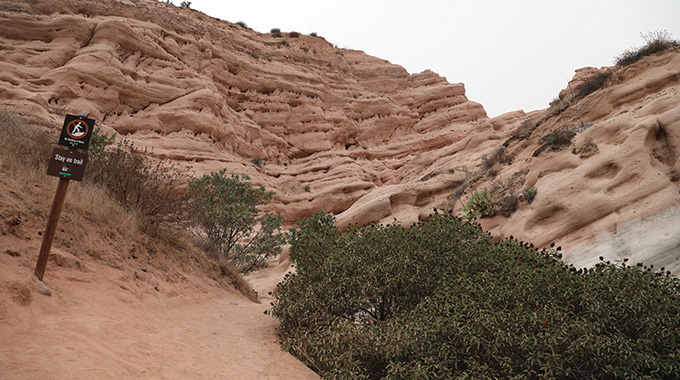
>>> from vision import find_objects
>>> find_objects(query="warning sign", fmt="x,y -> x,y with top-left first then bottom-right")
47,148 -> 88,182
58,114 -> 95,150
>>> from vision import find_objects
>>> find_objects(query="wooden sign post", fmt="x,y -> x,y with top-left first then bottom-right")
34,178 -> 70,281
34,112 -> 94,281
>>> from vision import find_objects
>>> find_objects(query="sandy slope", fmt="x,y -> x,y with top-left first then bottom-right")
0,247 -> 319,380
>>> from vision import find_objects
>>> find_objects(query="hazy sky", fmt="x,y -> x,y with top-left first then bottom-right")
187,0 -> 680,117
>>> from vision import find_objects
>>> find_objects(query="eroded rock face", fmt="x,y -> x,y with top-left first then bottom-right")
1,0 -> 679,271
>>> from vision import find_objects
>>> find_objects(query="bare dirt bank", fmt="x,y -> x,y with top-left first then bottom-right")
0,249 -> 319,380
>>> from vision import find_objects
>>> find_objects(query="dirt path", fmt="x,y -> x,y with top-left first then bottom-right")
0,249 -> 319,380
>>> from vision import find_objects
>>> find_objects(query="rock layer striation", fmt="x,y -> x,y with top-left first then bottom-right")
1,0 -> 679,271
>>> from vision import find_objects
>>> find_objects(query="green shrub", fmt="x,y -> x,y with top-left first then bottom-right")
616,30 -> 678,67
522,187 -> 537,204
187,169 -> 285,273
289,31 -> 300,38
272,212 -> 680,380
235,21 -> 248,29
461,187 -> 493,221
270,28 -> 283,38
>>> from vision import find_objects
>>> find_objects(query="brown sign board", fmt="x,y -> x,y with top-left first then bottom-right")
58,114 -> 95,150
47,148 -> 88,182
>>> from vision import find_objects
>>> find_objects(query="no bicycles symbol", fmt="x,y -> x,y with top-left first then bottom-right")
58,114 -> 95,150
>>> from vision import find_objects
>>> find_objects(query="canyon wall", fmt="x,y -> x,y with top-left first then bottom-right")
1,0 -> 679,271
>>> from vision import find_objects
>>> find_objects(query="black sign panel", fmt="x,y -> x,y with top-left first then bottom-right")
58,114 -> 95,150
47,148 -> 88,182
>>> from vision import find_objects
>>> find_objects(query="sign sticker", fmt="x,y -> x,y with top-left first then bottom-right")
47,147 -> 88,182
58,114 -> 95,150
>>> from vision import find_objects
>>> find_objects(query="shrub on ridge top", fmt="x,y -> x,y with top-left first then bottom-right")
616,30 -> 678,67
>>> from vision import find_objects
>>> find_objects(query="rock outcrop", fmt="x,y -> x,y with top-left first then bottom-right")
1,0 -> 679,272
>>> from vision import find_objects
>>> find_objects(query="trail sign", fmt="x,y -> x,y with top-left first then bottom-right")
58,114 -> 95,150
36,112 -> 94,281
47,148 -> 88,182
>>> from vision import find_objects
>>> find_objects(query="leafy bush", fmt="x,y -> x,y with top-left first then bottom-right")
187,169 -> 285,273
270,28 -> 283,38
461,187 -> 493,221
235,21 -> 248,28
616,30 -> 678,67
272,212 -> 680,380
86,129 -> 188,229
289,31 -> 300,38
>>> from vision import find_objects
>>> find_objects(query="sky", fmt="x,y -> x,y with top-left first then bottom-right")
187,0 -> 680,117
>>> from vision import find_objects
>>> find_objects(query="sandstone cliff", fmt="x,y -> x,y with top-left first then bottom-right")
1,0 -> 679,272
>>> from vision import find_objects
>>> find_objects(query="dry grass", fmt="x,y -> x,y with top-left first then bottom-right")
199,238 -> 258,302
481,146 -> 507,169
217,255 -> 259,302
0,110 -> 53,172
616,30 -> 678,67
66,183 -> 142,237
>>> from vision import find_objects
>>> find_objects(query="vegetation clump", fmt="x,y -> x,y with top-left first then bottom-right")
522,186 -> 538,204
272,212 -> 680,380
0,111 -> 259,298
87,128 -> 188,230
251,157 -> 264,167
0,110 -> 52,171
461,187 -> 493,221
187,169 -> 285,273
616,30 -> 678,67
505,118 -> 537,145
574,71 -> 611,100
572,140 -> 599,158
90,128 -> 286,273
270,28 -> 283,38
481,146 -> 506,169
533,128 -> 576,157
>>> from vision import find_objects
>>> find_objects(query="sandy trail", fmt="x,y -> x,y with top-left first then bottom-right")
0,250 -> 319,380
